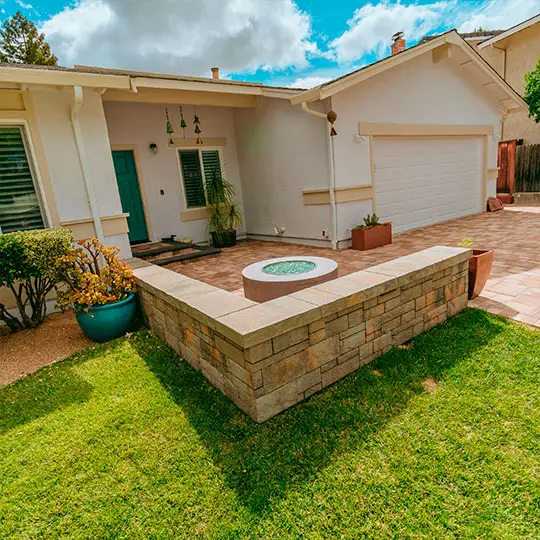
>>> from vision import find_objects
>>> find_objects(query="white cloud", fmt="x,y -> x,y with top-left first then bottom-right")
287,75 -> 331,88
16,0 -> 33,9
328,1 -> 452,63
458,0 -> 539,32
41,0 -> 317,76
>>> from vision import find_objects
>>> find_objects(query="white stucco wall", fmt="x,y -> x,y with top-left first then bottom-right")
331,51 -> 501,239
233,97 -> 332,244
104,101 -> 245,244
29,86 -> 131,256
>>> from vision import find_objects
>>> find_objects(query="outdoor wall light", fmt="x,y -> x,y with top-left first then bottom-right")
149,143 -> 158,154
354,134 -> 367,143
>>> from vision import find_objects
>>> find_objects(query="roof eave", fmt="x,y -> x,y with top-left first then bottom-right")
0,65 -> 131,89
445,32 -> 527,111
290,30 -> 525,112
291,32 -> 451,106
290,86 -> 320,106
478,14 -> 540,49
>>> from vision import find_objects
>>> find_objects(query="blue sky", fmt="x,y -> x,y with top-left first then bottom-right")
1,0 -> 538,87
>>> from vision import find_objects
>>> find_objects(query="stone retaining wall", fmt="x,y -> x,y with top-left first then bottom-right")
132,246 -> 470,422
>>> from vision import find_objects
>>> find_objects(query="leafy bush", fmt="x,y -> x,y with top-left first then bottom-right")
524,57 -> 540,124
56,238 -> 136,312
0,227 -> 72,332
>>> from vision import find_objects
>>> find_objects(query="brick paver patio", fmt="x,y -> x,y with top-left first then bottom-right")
165,207 -> 540,328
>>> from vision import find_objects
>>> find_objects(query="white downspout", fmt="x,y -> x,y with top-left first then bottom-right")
301,102 -> 338,250
71,85 -> 105,242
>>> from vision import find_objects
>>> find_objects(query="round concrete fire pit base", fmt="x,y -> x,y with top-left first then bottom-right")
242,256 -> 338,303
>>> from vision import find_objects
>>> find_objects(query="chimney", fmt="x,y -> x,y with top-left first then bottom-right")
391,32 -> 406,55
211,67 -> 219,79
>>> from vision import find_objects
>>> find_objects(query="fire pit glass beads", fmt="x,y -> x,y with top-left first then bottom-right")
262,260 -> 317,275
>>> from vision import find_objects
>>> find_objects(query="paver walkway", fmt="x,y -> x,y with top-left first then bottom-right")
166,207 -> 540,328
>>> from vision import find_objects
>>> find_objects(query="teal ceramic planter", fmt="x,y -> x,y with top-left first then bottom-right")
76,292 -> 137,343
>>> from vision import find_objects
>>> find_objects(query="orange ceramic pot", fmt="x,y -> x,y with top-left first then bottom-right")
468,249 -> 493,299
351,223 -> 392,251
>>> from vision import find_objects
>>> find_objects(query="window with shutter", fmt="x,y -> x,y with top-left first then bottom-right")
178,149 -> 223,209
0,126 -> 44,234
179,150 -> 207,208
201,150 -> 222,205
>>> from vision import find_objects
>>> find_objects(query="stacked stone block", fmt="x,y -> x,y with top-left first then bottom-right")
133,246 -> 470,422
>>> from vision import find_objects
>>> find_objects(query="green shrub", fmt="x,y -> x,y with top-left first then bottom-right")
524,57 -> 540,124
0,227 -> 72,332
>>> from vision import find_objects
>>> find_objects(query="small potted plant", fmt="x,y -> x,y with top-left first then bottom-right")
351,214 -> 392,251
205,166 -> 243,248
459,238 -> 494,299
56,238 -> 137,343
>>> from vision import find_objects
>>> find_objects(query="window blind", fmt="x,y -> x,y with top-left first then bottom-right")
201,150 -> 222,205
179,150 -> 207,208
0,127 -> 44,234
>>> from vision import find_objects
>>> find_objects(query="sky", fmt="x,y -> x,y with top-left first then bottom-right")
1,0 -> 538,88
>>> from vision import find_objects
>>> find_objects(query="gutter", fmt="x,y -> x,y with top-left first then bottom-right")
70,85 -> 105,242
300,102 -> 338,250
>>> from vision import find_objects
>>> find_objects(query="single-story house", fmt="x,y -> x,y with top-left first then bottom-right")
0,30 -> 525,311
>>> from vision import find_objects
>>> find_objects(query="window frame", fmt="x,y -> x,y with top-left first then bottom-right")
176,146 -> 225,210
0,119 -> 50,234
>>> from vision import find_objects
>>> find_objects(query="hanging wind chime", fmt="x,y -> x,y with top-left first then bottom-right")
179,105 -> 187,138
165,107 -> 175,145
193,106 -> 203,145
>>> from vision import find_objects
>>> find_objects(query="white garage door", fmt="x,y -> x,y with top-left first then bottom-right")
373,137 -> 483,233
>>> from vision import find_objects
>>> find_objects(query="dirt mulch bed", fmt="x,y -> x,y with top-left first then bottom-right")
0,312 -> 92,388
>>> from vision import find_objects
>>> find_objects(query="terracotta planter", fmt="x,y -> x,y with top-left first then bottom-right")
468,249 -> 493,299
351,223 -> 392,251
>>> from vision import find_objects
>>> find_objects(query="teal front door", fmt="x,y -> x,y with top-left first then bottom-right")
112,150 -> 149,244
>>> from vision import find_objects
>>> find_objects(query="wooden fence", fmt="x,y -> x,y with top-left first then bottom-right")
497,140 -> 516,194
515,144 -> 540,192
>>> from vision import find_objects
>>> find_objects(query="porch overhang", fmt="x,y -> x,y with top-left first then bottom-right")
102,87 -> 259,108
0,63 -> 299,108
102,77 -> 298,108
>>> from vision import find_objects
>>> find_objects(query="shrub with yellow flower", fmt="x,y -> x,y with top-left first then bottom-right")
56,238 -> 136,312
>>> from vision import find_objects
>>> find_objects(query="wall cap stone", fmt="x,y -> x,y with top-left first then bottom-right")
132,246 -> 472,349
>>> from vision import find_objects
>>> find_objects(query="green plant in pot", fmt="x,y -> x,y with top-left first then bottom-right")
56,238 -> 137,343
205,166 -> 243,248
351,214 -> 392,251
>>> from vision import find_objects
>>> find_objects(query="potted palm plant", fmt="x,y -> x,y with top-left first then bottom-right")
56,238 -> 137,342
205,166 -> 243,248
351,214 -> 392,251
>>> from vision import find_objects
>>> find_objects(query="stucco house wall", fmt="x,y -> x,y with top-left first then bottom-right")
29,86 -> 131,256
477,23 -> 540,144
104,101 -> 245,244
0,85 -> 130,311
233,97 -> 332,246
330,52 -> 501,241
500,24 -> 540,144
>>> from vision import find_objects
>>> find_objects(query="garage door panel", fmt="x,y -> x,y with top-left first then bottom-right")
381,193 -> 478,217
374,137 -> 482,233
377,172 -> 479,198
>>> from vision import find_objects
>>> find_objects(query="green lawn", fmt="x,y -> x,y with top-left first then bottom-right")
1,309 -> 539,539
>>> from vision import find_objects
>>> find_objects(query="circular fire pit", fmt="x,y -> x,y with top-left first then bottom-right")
242,256 -> 338,303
